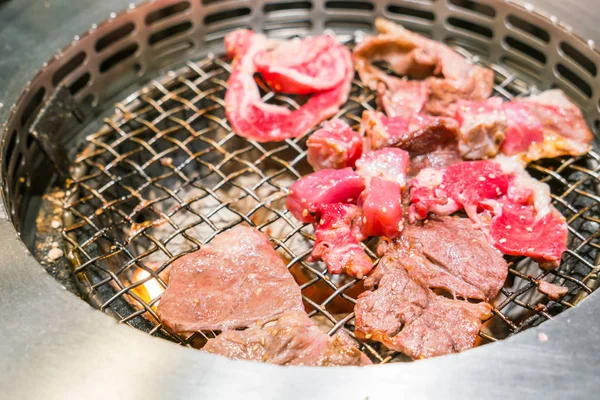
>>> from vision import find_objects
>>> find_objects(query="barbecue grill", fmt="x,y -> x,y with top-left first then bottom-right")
1,0 -> 599,398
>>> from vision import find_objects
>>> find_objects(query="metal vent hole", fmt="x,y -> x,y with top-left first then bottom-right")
95,22 -> 135,52
264,20 -> 314,34
447,16 -> 493,38
386,4 -> 435,21
501,55 -> 541,83
145,1 -> 191,25
149,21 -> 193,46
263,1 -> 312,13
52,51 -> 86,87
99,43 -> 139,73
506,14 -> 550,43
556,63 -> 593,98
20,87 -> 45,128
324,19 -> 373,30
68,72 -> 91,95
204,8 -> 252,25
504,36 -> 546,65
325,1 -> 374,11
560,42 -> 597,77
448,0 -> 495,18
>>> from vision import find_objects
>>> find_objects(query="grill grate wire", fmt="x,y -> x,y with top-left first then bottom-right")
62,40 -> 600,363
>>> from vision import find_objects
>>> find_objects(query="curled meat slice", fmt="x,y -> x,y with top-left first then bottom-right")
255,35 -> 349,94
286,168 -> 365,223
309,204 -> 373,278
307,119 -> 362,171
358,177 -> 404,239
225,29 -> 353,142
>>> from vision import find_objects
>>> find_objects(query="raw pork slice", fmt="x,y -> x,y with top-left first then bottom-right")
307,119 -> 363,171
358,178 -> 404,239
501,90 -> 593,163
225,29 -> 353,142
204,311 -> 371,366
455,97 -> 507,159
255,35 -> 349,94
157,226 -> 304,333
354,253 -> 491,359
309,204 -> 373,278
286,168 -> 365,223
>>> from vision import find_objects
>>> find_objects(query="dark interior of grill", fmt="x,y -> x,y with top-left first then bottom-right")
3,0 -> 600,364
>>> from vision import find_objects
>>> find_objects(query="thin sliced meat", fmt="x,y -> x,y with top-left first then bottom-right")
378,78 -> 429,118
255,35 -> 349,94
355,147 -> 410,189
358,177 -> 404,239
309,203 -> 373,278
354,253 -> 491,360
501,90 -> 593,163
286,168 -> 365,223
409,160 -> 509,222
204,311 -> 371,366
455,97 -> 507,159
401,217 -> 508,300
225,29 -> 353,142
156,226 -> 304,333
307,119 -> 363,171
354,18 -> 494,118
487,201 -> 568,268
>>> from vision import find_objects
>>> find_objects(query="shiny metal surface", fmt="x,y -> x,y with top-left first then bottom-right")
0,0 -> 600,398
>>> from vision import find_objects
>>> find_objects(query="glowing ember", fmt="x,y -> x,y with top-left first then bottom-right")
132,269 -> 165,309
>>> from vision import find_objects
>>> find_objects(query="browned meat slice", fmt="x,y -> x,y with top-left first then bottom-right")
354,18 -> 494,118
391,298 -> 492,359
204,311 -> 372,366
537,280 -> 568,301
455,97 -> 507,159
401,217 -> 508,300
156,226 -> 304,333
354,254 -> 491,359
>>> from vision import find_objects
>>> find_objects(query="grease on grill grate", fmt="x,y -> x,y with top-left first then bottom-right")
62,45 -> 600,363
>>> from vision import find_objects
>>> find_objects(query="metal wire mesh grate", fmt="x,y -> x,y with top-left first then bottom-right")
62,39 -> 600,363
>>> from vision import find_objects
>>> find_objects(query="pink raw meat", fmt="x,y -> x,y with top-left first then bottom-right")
358,177 -> 404,239
355,148 -> 410,190
309,203 -> 373,278
286,168 -> 365,223
255,35 -> 349,94
307,119 -> 363,171
225,29 -> 353,142
500,101 -> 544,156
409,160 -> 509,222
488,201 -> 568,268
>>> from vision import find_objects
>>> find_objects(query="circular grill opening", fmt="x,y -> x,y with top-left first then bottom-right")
3,0 -> 600,364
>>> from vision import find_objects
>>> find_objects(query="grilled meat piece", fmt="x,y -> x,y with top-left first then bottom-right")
354,248 -> 492,359
157,226 -> 304,333
307,119 -> 363,171
354,18 -> 494,118
204,311 -> 371,366
309,203 -> 373,278
286,168 -> 365,223
355,147 -> 410,189
358,177 -> 404,239
537,280 -> 569,301
225,29 -> 353,142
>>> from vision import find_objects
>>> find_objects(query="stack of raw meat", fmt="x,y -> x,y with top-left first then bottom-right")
156,19 -> 591,364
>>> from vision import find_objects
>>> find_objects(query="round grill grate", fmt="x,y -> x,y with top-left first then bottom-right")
62,38 -> 600,363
